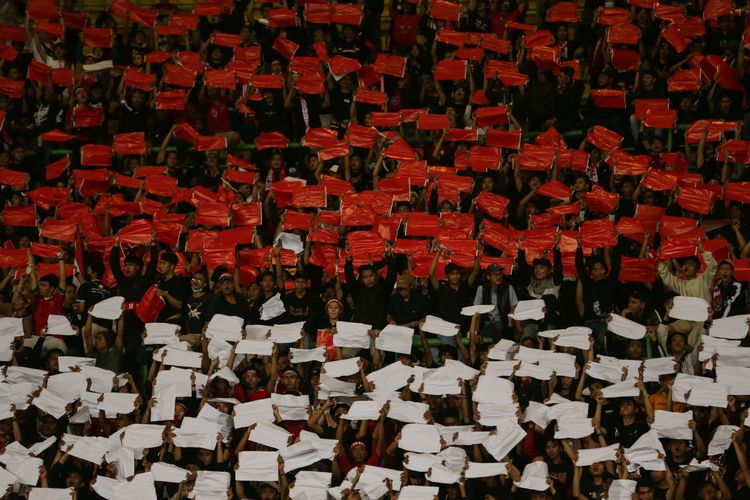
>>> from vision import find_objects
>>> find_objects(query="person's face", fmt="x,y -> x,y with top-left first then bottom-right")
619,399 -> 635,417
261,275 -> 275,292
718,263 -> 733,282
54,45 -> 66,60
628,297 -> 645,313
282,371 -> 298,389
453,87 -> 466,102
589,462 -> 605,476
220,279 -> 235,295
95,332 -> 108,351
670,334 -> 686,354
47,351 -> 60,372
248,283 -> 261,300
198,449 -> 213,465
597,72 -> 611,87
270,60 -> 282,74
682,259 -> 698,278
350,444 -> 368,462
38,281 -> 53,298
360,269 -> 376,288
573,177 -> 587,192
545,440 -> 561,459
642,74 -> 655,88
159,260 -> 174,275
327,302 -> 341,319
669,440 -> 688,459
555,25 -> 567,41
271,153 -> 283,169
191,274 -> 206,290
591,262 -> 607,280
293,277 -> 306,293
124,262 -> 139,277
720,96 -> 733,113
699,484 -> 717,500
447,270 -> 461,285
64,284 -> 76,304
259,486 -> 278,500
66,472 -> 83,488
533,264 -> 550,280
489,270 -> 503,286
637,486 -> 654,500
397,285 -> 411,298
481,177 -> 495,192
627,341 -> 643,359
243,369 -> 260,388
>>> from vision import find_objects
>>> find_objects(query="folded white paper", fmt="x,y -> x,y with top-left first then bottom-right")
375,324 -> 413,354
236,451 -> 279,481
515,461 -> 549,491
290,347 -> 327,363
716,366 -> 750,395
643,357 -> 676,383
652,410 -> 693,440
151,384 -> 176,422
269,322 -> 305,343
194,470 -> 230,495
144,323 -> 180,345
118,424 -> 165,449
205,314 -> 244,342
367,362 -> 414,393
319,374 -> 356,398
154,368 -> 192,398
472,375 -> 515,404
111,472 -> 156,500
33,389 -> 72,419
260,293 -> 287,321
6,456 -> 42,485
398,486 -> 440,500
280,441 -> 320,473
0,465 -> 16,494
483,420 -> 526,461
403,453 -> 441,472
681,458 -> 720,473
600,380 -> 640,399
461,304 -> 495,316
421,315 -> 460,337
0,317 -> 23,338
276,232 -> 304,255
91,296 -> 125,320
399,424 -> 442,453
235,339 -> 275,356
333,321 -> 372,348
708,425 -> 739,456
509,299 -> 546,321
426,463 -> 460,484
477,403 -> 520,426
58,356 -> 96,372
156,346 -> 202,368
709,314 -> 750,339
150,462 -> 189,483
386,399 -> 429,424
555,418 -> 594,439
608,480 -> 637,500
322,357 -> 360,378
46,372 -> 87,401
271,393 -> 309,421
46,315 -> 76,336
671,296 -> 710,322
523,401 -> 550,428
607,313 -> 646,340
99,393 -> 137,415
342,400 -> 384,421
576,444 -> 619,466
249,422 -> 292,450
29,488 -> 74,500
466,461 -> 507,478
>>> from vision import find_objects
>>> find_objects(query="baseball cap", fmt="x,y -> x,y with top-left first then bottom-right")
532,257 -> 552,268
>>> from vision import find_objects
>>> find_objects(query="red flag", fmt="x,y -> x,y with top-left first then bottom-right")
272,36 -> 299,59
610,48 -> 640,71
475,106 -> 509,127
476,191 -> 510,219
113,132 -> 146,155
354,89 -> 387,107
642,108 -> 677,129
331,3 -> 362,24
195,135 -> 228,151
370,112 -> 401,127
0,249 -> 27,268
45,156 -> 70,180
585,125 -> 623,153
591,89 -> 626,108
255,132 -> 288,150
445,129 -> 478,142
328,56 -> 361,77
524,30 -> 554,49
304,3 -> 332,23
195,201 -> 231,227
661,24 -> 691,53
205,69 -> 236,89
676,186 -> 714,214
618,257 -> 657,282
211,32 -> 241,47
304,128 -> 339,149
608,23 -> 640,44
156,90 -> 186,111
519,144 -> 555,171
1,205 -> 36,227
547,2 -> 579,22
374,53 -> 406,78
232,203 -> 262,226
417,114 -> 450,130
641,169 -> 678,191
580,218 -> 617,250
40,219 -> 77,242
82,28 -> 113,48
251,74 -> 284,89
124,70 -> 156,91
430,0 -> 461,21
268,9 -> 297,27
0,77 -> 24,99
486,129 -> 522,149
584,185 -> 619,214
346,124 -> 379,148
536,180 -> 573,199
435,60 -> 467,81
467,146 -> 501,171
163,64 -> 197,88
703,0 -> 732,20
80,145 -> 112,167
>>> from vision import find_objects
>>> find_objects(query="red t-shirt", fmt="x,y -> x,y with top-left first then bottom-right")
206,95 -> 231,134
392,14 -> 420,47
336,442 -> 381,475
233,385 -> 269,403
33,292 -> 64,337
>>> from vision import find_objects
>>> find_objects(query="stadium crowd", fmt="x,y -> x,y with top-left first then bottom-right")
0,0 -> 750,498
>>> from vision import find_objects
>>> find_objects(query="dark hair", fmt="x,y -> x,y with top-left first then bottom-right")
39,274 -> 60,290
358,264 -> 375,275
257,271 -> 275,283
437,344 -> 458,359
88,261 -> 105,278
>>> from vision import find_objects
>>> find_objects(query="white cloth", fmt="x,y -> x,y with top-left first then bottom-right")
483,420 -> 526,461
681,459 -> 720,473
466,461 -> 507,478
509,300 -> 546,321
399,424 -> 442,453
66,434 -> 112,464
276,232 -> 304,254
260,293 -> 287,321
143,323 -> 180,345
367,362 -> 413,393
112,472 -> 156,500
46,315 -> 76,336
341,400 -> 384,421
555,418 -> 594,439
652,410 -> 693,440
322,357 -> 360,378
33,389 -> 72,419
477,403 -> 520,426
249,422 -> 292,449
386,399 -> 429,424
716,366 -> 750,395
522,401 -> 550,428
29,488 -> 74,500
280,441 -> 321,473
151,384 -> 176,422
513,347 -> 576,377
643,357 -> 676,383
0,465 -> 16,494
119,424 -> 165,449
318,374 -> 356,398
333,321 -> 371,348
289,347 -> 327,363
461,304 -> 495,316
539,326 -> 592,350
708,425 -> 739,456
99,393 -> 137,415
607,313 -> 646,339
154,368 -> 192,397
0,317 -> 23,337
546,401 -> 589,421
484,361 -> 517,377
235,451 -> 279,481
472,375 -> 514,404
156,346 -> 202,368
709,314 -> 750,339
515,461 -> 549,491
91,296 -> 125,320
46,372 -> 87,400
426,463 -> 460,484
235,339 -> 274,356
624,430 -> 666,472
6,456 -> 42,485
150,462 -> 189,483
421,315 -> 460,336
600,380 -> 640,398
671,296 -> 710,322
608,480 -> 637,500
57,356 -> 96,372
398,486 -> 440,500
375,324 -> 413,354
269,322 -> 305,343
194,471 -> 231,495
271,394 -> 309,421
403,453 -> 441,472
576,444 -> 619,466
205,314 -> 244,342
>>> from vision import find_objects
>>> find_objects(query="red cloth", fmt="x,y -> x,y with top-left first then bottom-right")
33,292 -> 64,337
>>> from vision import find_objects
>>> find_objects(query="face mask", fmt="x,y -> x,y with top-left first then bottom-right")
191,286 -> 203,292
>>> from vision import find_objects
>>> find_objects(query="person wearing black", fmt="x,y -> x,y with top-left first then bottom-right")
473,264 -> 518,340
428,246 -> 481,326
386,274 -> 427,329
154,252 -> 186,325
575,239 -> 621,355
344,247 -> 398,330
281,271 -> 320,329
184,271 -> 211,341
75,260 -> 111,313
205,273 -> 251,324
109,237 -> 158,376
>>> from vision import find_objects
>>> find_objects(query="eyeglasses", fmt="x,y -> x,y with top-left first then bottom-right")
191,277 -> 205,282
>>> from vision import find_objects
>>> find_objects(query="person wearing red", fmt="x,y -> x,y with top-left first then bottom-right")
29,253 -> 66,348
490,0 -> 526,39
391,2 -> 421,54
233,347 -> 278,403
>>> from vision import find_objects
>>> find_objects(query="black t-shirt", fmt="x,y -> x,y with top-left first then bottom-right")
206,293 -> 251,324
387,293 -> 427,326
157,275 -> 188,323
430,282 -> 473,325
282,290 -> 319,324
614,420 -> 650,448
330,87 -> 354,123
184,293 -> 211,334
76,279 -> 111,311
